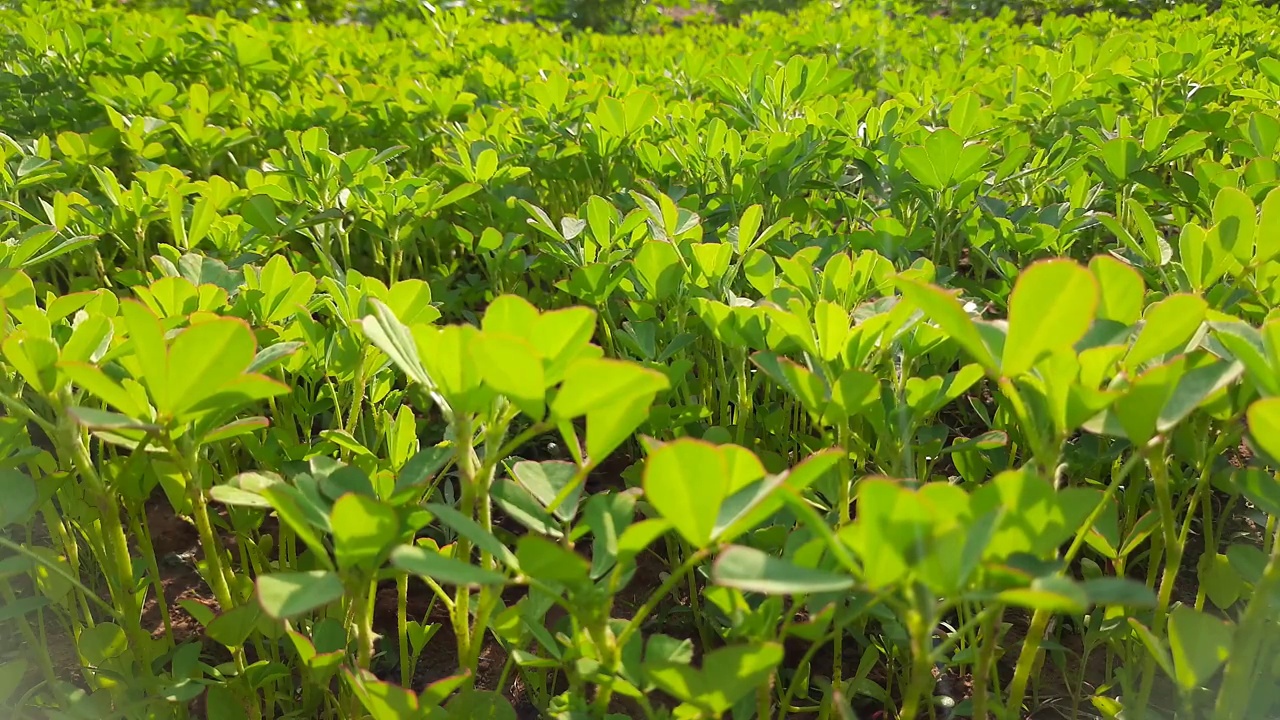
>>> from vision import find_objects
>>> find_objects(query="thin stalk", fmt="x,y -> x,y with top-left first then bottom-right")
166,436 -> 261,720
898,598 -> 937,720
353,578 -> 377,670
452,413 -> 477,672
1213,520 -> 1280,720
56,404 -> 153,679
398,573 -> 411,687
735,349 -> 750,446
344,350 -> 368,437
929,604 -> 998,663
1135,443 -> 1182,716
39,504 -> 94,629
586,543 -> 711,712
1009,448 -> 1141,713
0,580 -> 58,688
777,629 -> 838,716
0,535 -> 122,619
616,547 -> 712,651
131,503 -> 173,644
180,453 -> 236,611
833,424 -> 853,693
971,606 -> 1003,720
687,562 -> 711,651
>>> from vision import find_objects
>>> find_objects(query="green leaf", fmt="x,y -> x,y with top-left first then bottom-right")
583,491 -> 635,578
1156,355 -> 1242,432
646,642 -> 784,715
119,300 -> 171,412
1255,187 -> 1280,262
420,671 -> 471,707
474,331 -> 545,420
362,299 -> 432,388
511,460 -> 581,522
167,318 -> 256,417
1247,398 -> 1280,471
997,575 -> 1089,614
256,571 -> 344,619
1212,187 -> 1256,265
0,660 -> 27,705
1098,137 -> 1142,181
1129,618 -> 1176,682
330,493 -> 400,571
551,358 -> 668,420
1200,553 -> 1243,610
1233,469 -> 1280,518
490,478 -> 558,537
444,688 -> 516,720
318,429 -> 375,458
259,483 -> 333,569
1227,544 -> 1267,586
424,502 -> 519,571
0,469 -> 36,528
207,602 -> 263,648
78,622 -> 127,664
735,204 -> 763,254
391,445 -> 451,503
643,439 -> 728,548
1178,223 -> 1214,291
617,518 -> 672,566
1002,259 -> 1098,377
346,672 -> 424,720
514,536 -> 588,584
1079,577 -> 1157,608
712,545 -> 854,594
1084,358 -> 1183,444
532,307 -> 597,386
632,241 -> 684,301
418,324 -> 490,414
1089,255 -> 1145,325
390,545 -> 508,587
3,335 -> 59,395
900,129 -> 989,189
481,295 -> 539,338
586,389 -> 659,463
0,596 -> 50,624
713,450 -> 841,543
1125,294 -> 1207,369
896,278 -> 997,374
1168,606 -> 1233,691
751,352 -> 828,419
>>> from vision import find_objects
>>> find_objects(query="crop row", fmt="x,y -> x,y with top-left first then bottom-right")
1,1 -> 1279,719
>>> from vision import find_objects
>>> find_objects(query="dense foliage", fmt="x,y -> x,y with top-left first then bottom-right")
2,0 -> 1280,718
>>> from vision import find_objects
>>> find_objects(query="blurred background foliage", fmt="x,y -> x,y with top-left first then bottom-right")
17,0 -> 1273,33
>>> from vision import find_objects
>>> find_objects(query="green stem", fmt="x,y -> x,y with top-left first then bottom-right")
398,573 -> 411,687
167,436 -> 261,720
776,629 -> 836,716
1004,607 -> 1050,718
1135,443 -> 1181,717
344,351 -> 368,437
0,535 -> 122,619
1213,519 -> 1280,720
616,547 -> 712,651
898,597 -> 937,720
0,579 -> 58,688
971,606 -> 1003,720
453,413 -> 477,674
58,404 -> 153,679
131,502 -> 174,645
354,578 -> 376,670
